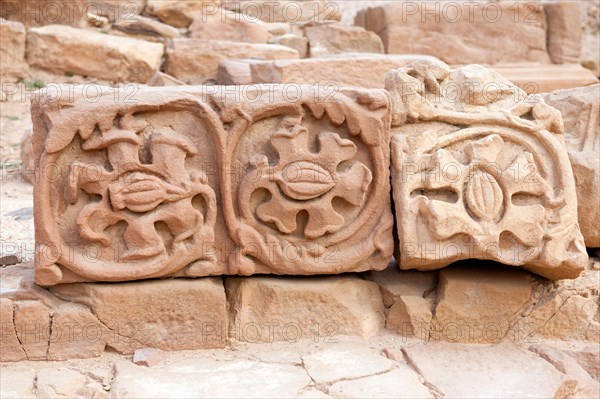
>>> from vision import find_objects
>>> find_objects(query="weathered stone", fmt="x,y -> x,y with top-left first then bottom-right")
491,64 -> 599,94
403,343 -> 577,398
217,59 -> 259,85
247,54 -> 439,88
431,264 -> 532,343
387,60 -> 588,280
165,39 -> 298,84
20,126 -> 34,184
305,23 -> 383,57
367,266 -> 437,307
0,19 -> 28,80
133,348 -> 166,367
26,25 -> 163,83
544,85 -> 600,247
387,296 -> 433,340
145,71 -> 185,86
112,14 -> 182,41
189,9 -> 269,43
226,276 -> 385,342
36,368 -> 88,399
564,346 -> 600,381
222,0 -> 340,23
529,344 -> 600,399
0,369 -> 35,398
0,297 -> 26,362
32,84 -> 393,282
49,278 -> 228,352
328,367 -> 433,399
581,0 -> 600,77
0,252 -> 20,266
47,302 -> 109,361
14,300 -> 51,359
302,344 -> 395,384
545,1 -> 582,64
360,1 -> 549,64
145,0 -> 215,28
111,358 -> 311,398
273,34 -> 308,58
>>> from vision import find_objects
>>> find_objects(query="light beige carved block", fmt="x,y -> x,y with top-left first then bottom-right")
387,60 -> 587,280
32,84 -> 393,285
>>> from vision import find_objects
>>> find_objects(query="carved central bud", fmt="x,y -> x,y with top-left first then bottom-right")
465,170 -> 503,222
276,161 -> 336,201
109,173 -> 168,213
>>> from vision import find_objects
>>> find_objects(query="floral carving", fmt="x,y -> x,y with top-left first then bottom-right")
242,119 -> 372,239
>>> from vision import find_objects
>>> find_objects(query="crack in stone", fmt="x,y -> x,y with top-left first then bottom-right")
10,300 -> 28,359
401,347 -> 444,399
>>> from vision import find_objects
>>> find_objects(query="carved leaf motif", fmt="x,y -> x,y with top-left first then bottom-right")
465,171 -> 503,222
276,161 -> 336,200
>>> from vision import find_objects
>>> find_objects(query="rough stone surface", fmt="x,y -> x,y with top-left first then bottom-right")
327,367 -> 433,399
146,0 -> 215,28
165,39 -> 298,84
217,59 -> 259,85
226,276 -> 385,342
581,0 -> 600,76
360,1 -> 550,64
145,71 -> 185,87
189,9 -> 269,43
273,34 -> 308,58
302,344 -> 395,384
50,278 -> 228,352
0,19 -> 28,80
304,23 -> 383,57
133,348 -> 167,367
544,85 -> 600,247
403,343 -> 577,398
388,59 -> 588,280
112,14 -> 182,42
491,64 -> 598,94
545,0 -> 582,64
19,126 -> 34,184
0,297 -> 27,362
246,54 -> 439,88
26,25 -> 164,82
111,358 -> 312,398
14,300 -> 51,360
0,369 -> 35,398
35,368 -> 88,399
431,265 -> 532,343
32,85 -> 393,283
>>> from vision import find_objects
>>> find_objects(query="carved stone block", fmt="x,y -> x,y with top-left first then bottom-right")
387,60 -> 587,280
33,85 -> 393,285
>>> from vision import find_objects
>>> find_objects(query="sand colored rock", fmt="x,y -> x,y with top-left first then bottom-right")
146,0 -> 215,28
13,299 -> 51,359
0,297 -> 27,362
26,25 -> 163,82
50,278 -> 228,352
32,84 -> 393,283
544,85 -> 600,247
112,14 -> 182,42
245,54 -> 439,88
0,369 -> 35,398
360,1 -> 549,65
304,23 -> 383,57
431,264 -> 532,343
273,34 -> 308,58
226,276 -> 385,342
165,39 -> 298,84
145,71 -> 185,86
387,59 -> 588,280
0,19 -> 28,80
222,0 -> 340,23
490,64 -> 598,94
217,59 -> 258,85
133,348 -> 167,367
19,126 -> 34,184
545,1 -> 582,64
581,0 -> 600,76
189,8 -> 269,43
403,343 -> 577,398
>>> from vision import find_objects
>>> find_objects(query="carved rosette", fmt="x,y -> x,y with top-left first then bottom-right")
387,60 -> 587,280
220,87 -> 394,275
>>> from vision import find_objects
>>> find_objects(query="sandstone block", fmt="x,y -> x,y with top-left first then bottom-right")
14,299 -> 51,359
222,0 -> 340,23
243,54 -> 439,88
165,39 -> 298,84
0,19 -> 28,80
403,343 -> 577,398
304,23 -> 383,57
146,0 -> 215,28
189,9 -> 269,43
581,1 -> 600,76
430,264 -> 532,343
491,64 -> 599,94
387,60 -> 588,280
360,1 -> 549,65
0,297 -> 27,362
145,71 -> 185,86
544,85 -> 600,247
217,59 -> 260,85
50,278 -> 228,352
26,25 -> 163,83
273,34 -> 308,58
32,84 -> 393,283
226,276 -> 385,342
112,14 -> 182,42
545,1 -> 582,64
19,126 -> 34,184
133,348 -> 166,367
